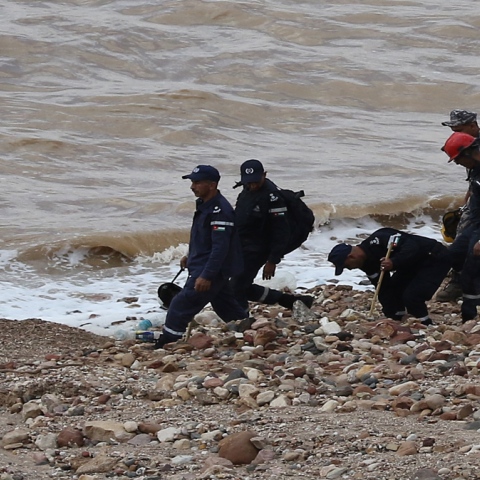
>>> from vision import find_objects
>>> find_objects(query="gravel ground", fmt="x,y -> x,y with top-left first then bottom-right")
1,285 -> 480,480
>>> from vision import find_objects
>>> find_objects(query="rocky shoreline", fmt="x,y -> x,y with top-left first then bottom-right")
1,283 -> 480,480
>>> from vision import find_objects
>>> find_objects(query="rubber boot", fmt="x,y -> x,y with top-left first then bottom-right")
279,293 -> 314,309
154,330 -> 182,350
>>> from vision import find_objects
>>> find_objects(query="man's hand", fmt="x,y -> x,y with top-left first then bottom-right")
380,257 -> 393,271
262,261 -> 277,280
473,242 -> 480,256
194,277 -> 211,292
180,256 -> 188,269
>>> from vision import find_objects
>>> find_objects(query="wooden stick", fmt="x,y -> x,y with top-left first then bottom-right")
185,321 -> 194,341
369,242 -> 395,317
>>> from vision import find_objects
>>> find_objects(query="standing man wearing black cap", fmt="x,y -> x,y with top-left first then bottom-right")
231,159 -> 314,311
436,110 -> 480,302
155,165 -> 248,349
328,228 -> 451,326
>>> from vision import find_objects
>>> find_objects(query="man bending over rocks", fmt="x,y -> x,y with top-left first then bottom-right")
328,227 -> 451,326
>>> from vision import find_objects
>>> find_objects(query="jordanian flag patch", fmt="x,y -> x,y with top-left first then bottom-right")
211,220 -> 233,232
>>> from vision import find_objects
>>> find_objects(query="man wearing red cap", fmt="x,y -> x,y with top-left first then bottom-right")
436,110 -> 480,302
442,132 -> 480,322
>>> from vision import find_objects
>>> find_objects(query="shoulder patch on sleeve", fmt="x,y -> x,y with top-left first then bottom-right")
269,193 -> 278,202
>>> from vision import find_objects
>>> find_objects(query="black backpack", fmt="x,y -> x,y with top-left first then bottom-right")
278,189 -> 315,254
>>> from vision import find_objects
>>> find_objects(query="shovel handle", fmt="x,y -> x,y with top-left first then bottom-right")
172,267 -> 185,283
369,243 -> 395,316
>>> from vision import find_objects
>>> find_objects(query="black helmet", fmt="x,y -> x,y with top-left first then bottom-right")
157,282 -> 182,309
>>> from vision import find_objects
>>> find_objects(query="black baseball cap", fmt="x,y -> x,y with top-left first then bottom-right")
240,159 -> 265,184
328,243 -> 352,275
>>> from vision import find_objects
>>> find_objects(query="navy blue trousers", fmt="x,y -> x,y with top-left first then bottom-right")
448,224 -> 480,320
164,273 -> 248,338
230,250 -> 283,310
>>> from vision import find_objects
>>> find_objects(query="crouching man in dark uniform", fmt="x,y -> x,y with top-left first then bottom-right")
328,228 -> 452,326
231,159 -> 313,311
155,165 -> 248,349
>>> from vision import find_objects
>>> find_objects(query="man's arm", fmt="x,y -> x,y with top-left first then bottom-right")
266,192 -> 291,265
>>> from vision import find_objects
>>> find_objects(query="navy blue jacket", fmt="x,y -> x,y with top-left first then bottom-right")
187,191 -> 243,280
359,228 -> 444,285
465,165 -> 480,226
235,178 -> 292,264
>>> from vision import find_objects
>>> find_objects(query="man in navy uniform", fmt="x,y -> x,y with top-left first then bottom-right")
436,109 -> 479,301
328,228 -> 451,326
442,132 -> 480,322
155,165 -> 248,349
231,159 -> 313,311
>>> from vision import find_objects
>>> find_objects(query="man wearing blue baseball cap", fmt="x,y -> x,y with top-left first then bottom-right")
328,228 -> 451,326
155,165 -> 249,349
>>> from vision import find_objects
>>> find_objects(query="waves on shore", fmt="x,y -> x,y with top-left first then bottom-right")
4,193 -> 460,271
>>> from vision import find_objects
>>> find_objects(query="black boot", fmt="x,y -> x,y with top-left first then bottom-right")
226,317 -> 256,333
154,331 -> 182,350
279,293 -> 314,309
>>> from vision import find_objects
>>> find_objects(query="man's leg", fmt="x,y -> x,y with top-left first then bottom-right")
402,248 -> 452,324
459,232 -> 480,322
156,275 -> 221,348
210,278 -> 249,322
378,276 -> 407,320
230,251 -> 268,310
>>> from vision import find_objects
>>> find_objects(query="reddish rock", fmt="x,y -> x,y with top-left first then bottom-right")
188,332 -> 214,350
57,427 -> 84,448
466,333 -> 480,346
396,441 -> 417,456
243,331 -> 255,343
147,359 -> 165,369
353,385 -> 375,396
463,385 -> 480,396
441,330 -> 467,345
448,364 -> 468,377
368,320 -> 398,339
432,340 -> 453,352
218,431 -> 260,465
138,422 -> 162,435
392,396 -> 414,410
253,328 -> 277,347
96,394 -> 111,405
390,331 -> 416,344
290,366 -> 307,378
394,408 -> 413,417
45,354 -> 62,361
201,455 -> 234,472
457,404 -> 474,420
439,411 -> 457,421
204,377 -> 224,389
161,362 -> 179,373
